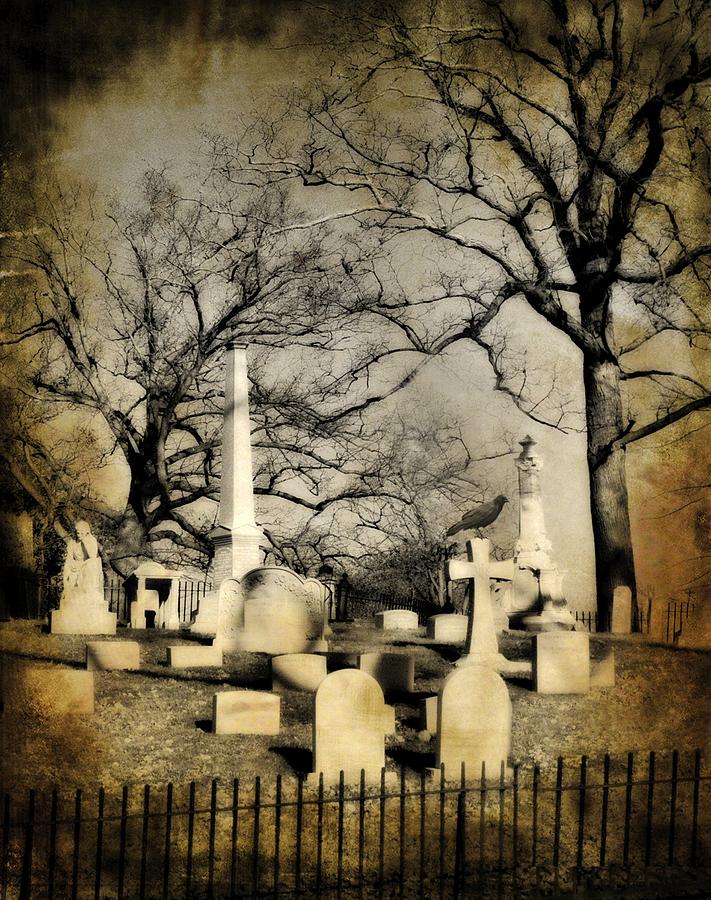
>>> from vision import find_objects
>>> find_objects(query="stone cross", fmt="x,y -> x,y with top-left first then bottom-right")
448,537 -> 510,671
211,342 -> 263,584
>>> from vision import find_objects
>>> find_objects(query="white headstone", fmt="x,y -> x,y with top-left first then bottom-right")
358,652 -> 415,692
313,669 -> 386,784
611,586 -> 632,634
420,695 -> 438,733
534,632 -> 590,694
427,614 -> 469,642
435,666 -> 511,781
86,641 -> 140,671
227,567 -> 328,654
375,609 -> 419,631
212,691 -> 280,735
448,538 -> 511,670
272,654 -> 328,692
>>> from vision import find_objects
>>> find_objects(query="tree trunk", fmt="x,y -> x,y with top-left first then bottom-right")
583,358 -> 637,629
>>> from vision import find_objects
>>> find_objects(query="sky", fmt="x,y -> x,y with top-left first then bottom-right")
3,0 -> 707,606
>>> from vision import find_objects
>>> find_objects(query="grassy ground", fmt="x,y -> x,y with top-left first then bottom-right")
0,618 -> 709,794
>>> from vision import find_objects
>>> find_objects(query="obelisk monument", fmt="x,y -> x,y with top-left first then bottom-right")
211,342 -> 263,584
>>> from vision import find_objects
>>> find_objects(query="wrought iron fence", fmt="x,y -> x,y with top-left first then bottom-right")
2,749 -> 708,899
103,578 -> 212,627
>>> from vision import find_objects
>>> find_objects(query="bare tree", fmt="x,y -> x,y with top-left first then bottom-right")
236,0 -> 711,623
1,162 -> 480,573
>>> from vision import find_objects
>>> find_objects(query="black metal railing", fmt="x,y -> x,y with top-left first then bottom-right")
103,579 -> 212,627
1,750 -> 707,899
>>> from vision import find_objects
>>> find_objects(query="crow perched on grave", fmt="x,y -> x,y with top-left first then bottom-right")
446,495 -> 509,537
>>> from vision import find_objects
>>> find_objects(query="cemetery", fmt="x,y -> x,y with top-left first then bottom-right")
0,342 -> 709,899
2,4 -> 711,896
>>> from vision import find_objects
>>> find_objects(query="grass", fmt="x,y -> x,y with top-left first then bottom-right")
0,618 -> 709,794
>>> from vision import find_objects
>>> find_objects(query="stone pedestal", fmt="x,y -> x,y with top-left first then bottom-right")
51,604 -> 116,636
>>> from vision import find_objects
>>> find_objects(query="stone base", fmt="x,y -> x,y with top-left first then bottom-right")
521,608 -> 576,632
51,607 -> 117,636
455,652 -> 526,676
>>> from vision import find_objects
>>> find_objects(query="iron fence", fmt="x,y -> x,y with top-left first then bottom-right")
1,749 -> 708,899
342,588 -> 440,625
103,579 -> 212,627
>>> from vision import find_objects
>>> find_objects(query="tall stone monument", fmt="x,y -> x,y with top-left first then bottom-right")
50,521 -> 116,635
211,342 -> 264,584
512,437 -> 575,631
192,342 -> 263,635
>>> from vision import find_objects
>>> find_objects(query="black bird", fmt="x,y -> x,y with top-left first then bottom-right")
446,495 -> 509,537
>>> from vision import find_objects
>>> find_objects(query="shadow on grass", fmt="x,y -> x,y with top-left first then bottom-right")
269,745 -> 313,775
195,718 -> 212,733
0,649 -> 85,668
387,746 -> 435,772
427,644 -> 463,663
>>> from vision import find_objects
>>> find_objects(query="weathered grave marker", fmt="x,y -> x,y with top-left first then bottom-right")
312,669 -> 386,784
426,614 -> 469,642
533,632 -> 590,694
212,691 -> 280,735
611,586 -> 632,634
375,609 -> 419,631
85,641 -> 140,671
271,654 -> 328,692
435,666 -> 511,781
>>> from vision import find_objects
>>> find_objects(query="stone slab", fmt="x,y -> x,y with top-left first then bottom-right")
85,641 -> 140,671
358,652 -> 415,692
426,614 -> 468,642
212,690 -> 280,735
272,654 -> 328,692
1,663 -> 95,714
420,695 -> 438,734
533,632 -> 590,694
374,609 -> 419,631
611,586 -> 632,634
167,644 -> 223,668
50,607 -> 116,636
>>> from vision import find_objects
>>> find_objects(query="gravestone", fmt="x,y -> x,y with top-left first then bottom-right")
533,632 -> 590,694
590,650 -> 615,688
1,662 -> 95,715
448,538 -> 511,670
167,644 -> 223,668
435,666 -> 511,781
383,704 -> 396,735
358,652 -> 415,692
611,586 -> 632,634
312,669 -> 386,784
427,614 -> 469,642
272,654 -> 328,692
420,696 -> 438,734
212,691 -> 280,735
50,522 -> 116,635
375,609 -> 419,631
227,566 -> 328,655
214,578 -> 245,647
85,641 -> 140,671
